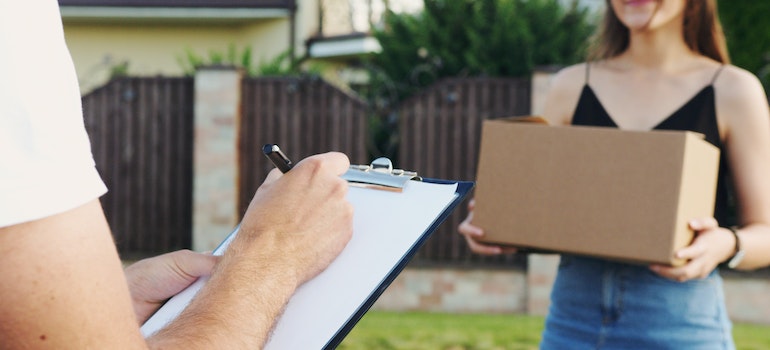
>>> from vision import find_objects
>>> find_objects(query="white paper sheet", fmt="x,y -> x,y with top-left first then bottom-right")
141,180 -> 459,348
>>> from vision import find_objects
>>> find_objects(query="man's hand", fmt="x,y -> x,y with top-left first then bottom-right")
150,152 -> 354,349
232,152 -> 355,286
125,250 -> 219,324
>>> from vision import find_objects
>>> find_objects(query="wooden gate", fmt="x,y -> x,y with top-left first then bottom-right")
82,77 -> 194,256
238,76 -> 370,216
82,74 -> 531,267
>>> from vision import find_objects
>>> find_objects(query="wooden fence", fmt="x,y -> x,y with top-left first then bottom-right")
82,74 -> 531,268
398,77 -> 532,267
237,76 -> 370,217
82,77 -> 195,257
237,76 -> 531,267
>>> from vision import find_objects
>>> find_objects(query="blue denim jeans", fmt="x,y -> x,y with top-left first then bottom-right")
541,255 -> 734,350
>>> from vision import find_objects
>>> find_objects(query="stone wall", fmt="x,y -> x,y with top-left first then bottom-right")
372,268 -> 527,314
371,266 -> 770,325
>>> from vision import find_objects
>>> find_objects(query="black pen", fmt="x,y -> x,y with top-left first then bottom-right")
262,144 -> 294,173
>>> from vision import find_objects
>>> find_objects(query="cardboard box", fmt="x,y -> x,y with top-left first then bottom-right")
472,117 -> 720,266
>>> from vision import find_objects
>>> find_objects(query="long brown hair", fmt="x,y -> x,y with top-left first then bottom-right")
589,0 -> 730,63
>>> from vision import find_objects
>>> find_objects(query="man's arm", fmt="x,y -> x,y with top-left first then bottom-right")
0,199 -> 146,349
0,152 -> 352,349
3,1 -> 352,347
148,152 -> 353,348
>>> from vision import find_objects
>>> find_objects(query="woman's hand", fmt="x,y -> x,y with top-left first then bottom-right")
649,217 -> 736,282
125,250 -> 220,324
458,199 -> 518,255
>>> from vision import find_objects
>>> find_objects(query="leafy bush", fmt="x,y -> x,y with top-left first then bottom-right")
177,45 -> 322,77
367,0 -> 595,101
177,44 -> 256,75
718,1 -> 770,90
360,0 -> 595,158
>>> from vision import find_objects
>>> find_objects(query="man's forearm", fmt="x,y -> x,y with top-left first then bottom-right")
147,240 -> 298,349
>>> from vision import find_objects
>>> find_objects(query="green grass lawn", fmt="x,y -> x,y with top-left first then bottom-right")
338,311 -> 770,350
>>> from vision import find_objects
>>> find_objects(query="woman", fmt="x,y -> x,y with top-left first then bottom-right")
459,0 -> 770,348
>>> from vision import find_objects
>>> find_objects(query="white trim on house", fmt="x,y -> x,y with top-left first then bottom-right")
60,6 -> 290,22
308,35 -> 381,58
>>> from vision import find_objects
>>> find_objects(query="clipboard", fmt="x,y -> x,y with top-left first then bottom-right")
140,158 -> 473,349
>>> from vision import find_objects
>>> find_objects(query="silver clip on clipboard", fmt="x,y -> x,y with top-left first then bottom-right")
341,157 -> 422,192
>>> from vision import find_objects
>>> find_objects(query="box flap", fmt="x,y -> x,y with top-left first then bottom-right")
675,130 -> 707,140
495,115 -> 550,125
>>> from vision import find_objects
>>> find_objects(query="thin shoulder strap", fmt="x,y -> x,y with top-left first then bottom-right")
710,65 -> 726,85
585,62 -> 591,85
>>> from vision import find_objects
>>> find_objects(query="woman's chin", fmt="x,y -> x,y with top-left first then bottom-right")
620,14 -> 655,31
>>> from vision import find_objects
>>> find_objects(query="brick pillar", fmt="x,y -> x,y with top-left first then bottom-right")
527,254 -> 560,315
192,66 -> 243,252
526,66 -> 562,316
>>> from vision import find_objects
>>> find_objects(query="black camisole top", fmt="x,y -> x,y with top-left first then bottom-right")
570,64 -> 736,226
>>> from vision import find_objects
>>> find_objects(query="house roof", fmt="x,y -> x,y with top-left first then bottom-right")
58,0 -> 296,9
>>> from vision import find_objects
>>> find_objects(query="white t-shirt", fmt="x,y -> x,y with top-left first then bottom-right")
0,1 -> 107,227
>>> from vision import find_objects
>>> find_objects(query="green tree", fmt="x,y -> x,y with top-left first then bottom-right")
361,0 -> 594,158
718,1 -> 770,90
367,0 -> 595,101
